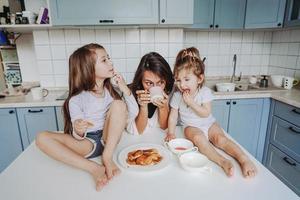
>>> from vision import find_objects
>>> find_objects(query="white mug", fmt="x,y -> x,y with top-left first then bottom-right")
283,77 -> 299,89
31,87 -> 49,100
149,86 -> 164,102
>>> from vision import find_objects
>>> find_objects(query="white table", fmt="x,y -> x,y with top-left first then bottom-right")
0,128 -> 298,200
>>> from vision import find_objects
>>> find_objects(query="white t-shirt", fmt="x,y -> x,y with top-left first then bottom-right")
170,86 -> 216,129
69,89 -> 113,133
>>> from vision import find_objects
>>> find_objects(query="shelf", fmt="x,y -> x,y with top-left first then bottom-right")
0,24 -> 52,32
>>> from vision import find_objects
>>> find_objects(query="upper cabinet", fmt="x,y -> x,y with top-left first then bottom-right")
160,0 -> 194,24
245,0 -> 286,28
49,0 -> 159,25
284,0 -> 300,27
193,0 -> 246,29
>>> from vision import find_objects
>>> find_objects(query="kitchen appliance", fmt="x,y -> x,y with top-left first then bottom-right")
271,75 -> 284,87
283,76 -> 299,89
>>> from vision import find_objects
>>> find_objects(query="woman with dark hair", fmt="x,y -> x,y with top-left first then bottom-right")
127,52 -> 174,135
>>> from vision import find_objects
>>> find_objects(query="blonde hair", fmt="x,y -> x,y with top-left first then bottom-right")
174,47 -> 205,88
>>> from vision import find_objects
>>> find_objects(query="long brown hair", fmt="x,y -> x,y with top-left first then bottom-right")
174,47 -> 205,88
130,52 -> 174,100
63,43 -> 121,134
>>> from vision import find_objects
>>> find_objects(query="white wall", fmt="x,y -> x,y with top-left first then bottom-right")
16,33 -> 39,82
20,27 -> 300,88
268,29 -> 300,78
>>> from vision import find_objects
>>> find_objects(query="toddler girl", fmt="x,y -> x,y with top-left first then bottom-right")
166,47 -> 257,178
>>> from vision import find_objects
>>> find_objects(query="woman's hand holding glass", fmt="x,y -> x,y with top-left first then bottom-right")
136,90 -> 151,107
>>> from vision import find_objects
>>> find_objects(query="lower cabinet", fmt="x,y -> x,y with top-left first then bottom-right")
264,100 -> 300,196
0,108 -> 23,172
55,106 -> 64,132
212,98 -> 270,162
17,107 -> 58,149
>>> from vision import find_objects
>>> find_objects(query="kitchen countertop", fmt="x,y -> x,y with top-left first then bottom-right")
0,128 -> 298,200
0,86 -> 299,108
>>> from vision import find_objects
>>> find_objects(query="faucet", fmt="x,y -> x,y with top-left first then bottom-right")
230,54 -> 241,82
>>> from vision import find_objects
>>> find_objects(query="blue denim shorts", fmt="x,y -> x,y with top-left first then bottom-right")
85,130 -> 105,159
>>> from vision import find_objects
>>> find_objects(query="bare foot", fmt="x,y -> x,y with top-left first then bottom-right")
91,165 -> 108,191
220,159 -> 234,177
240,159 -> 257,178
103,158 -> 121,180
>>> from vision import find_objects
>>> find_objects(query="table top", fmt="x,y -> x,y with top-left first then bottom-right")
0,128 -> 298,200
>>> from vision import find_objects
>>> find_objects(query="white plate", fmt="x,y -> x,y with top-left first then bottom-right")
118,143 -> 171,172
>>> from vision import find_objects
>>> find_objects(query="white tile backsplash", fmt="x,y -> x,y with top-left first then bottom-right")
49,30 -> 65,45
31,27 -> 300,87
65,29 -> 80,44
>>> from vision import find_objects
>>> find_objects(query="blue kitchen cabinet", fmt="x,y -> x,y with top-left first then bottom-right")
0,108 -> 23,173
212,99 -> 230,131
193,0 -> 246,29
55,106 -> 64,132
17,107 -> 58,149
284,0 -> 300,27
245,0 -> 286,28
264,100 -> 300,196
212,98 -> 270,162
49,0 -> 159,25
160,0 -> 194,24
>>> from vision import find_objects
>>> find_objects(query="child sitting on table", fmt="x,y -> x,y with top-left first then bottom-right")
165,47 -> 257,178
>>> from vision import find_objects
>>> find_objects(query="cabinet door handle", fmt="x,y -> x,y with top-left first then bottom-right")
232,101 -> 236,105
283,157 -> 296,166
161,19 -> 165,23
209,24 -> 213,28
9,110 -> 14,114
289,126 -> 300,134
277,23 -> 282,26
215,24 -> 219,28
28,109 -> 43,113
226,101 -> 230,105
291,108 -> 300,115
99,20 -> 114,23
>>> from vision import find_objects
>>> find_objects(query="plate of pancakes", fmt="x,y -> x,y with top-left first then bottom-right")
118,143 -> 171,172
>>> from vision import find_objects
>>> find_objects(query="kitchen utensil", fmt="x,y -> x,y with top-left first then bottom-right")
31,87 -> 48,100
249,76 -> 257,84
149,86 -> 163,102
271,75 -> 284,87
215,83 -> 236,92
179,151 -> 211,173
117,143 -> 170,172
165,138 -> 198,155
283,77 -> 299,89
260,75 -> 269,88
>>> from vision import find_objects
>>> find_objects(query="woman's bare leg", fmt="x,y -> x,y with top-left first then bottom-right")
36,131 -> 108,191
185,126 -> 234,177
208,123 -> 257,178
102,100 -> 127,179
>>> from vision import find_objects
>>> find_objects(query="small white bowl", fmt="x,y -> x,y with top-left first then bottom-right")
165,138 -> 197,155
216,83 -> 236,92
179,152 -> 211,173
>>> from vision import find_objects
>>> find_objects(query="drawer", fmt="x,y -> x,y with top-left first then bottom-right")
267,145 -> 300,196
270,116 -> 300,163
274,101 -> 300,126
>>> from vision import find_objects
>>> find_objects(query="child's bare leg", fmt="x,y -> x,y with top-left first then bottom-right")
184,126 -> 234,177
102,100 -> 127,179
36,131 -> 108,191
208,123 -> 257,178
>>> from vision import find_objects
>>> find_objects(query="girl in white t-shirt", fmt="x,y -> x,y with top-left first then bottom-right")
36,44 -> 137,191
166,47 -> 257,178
127,52 -> 174,135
